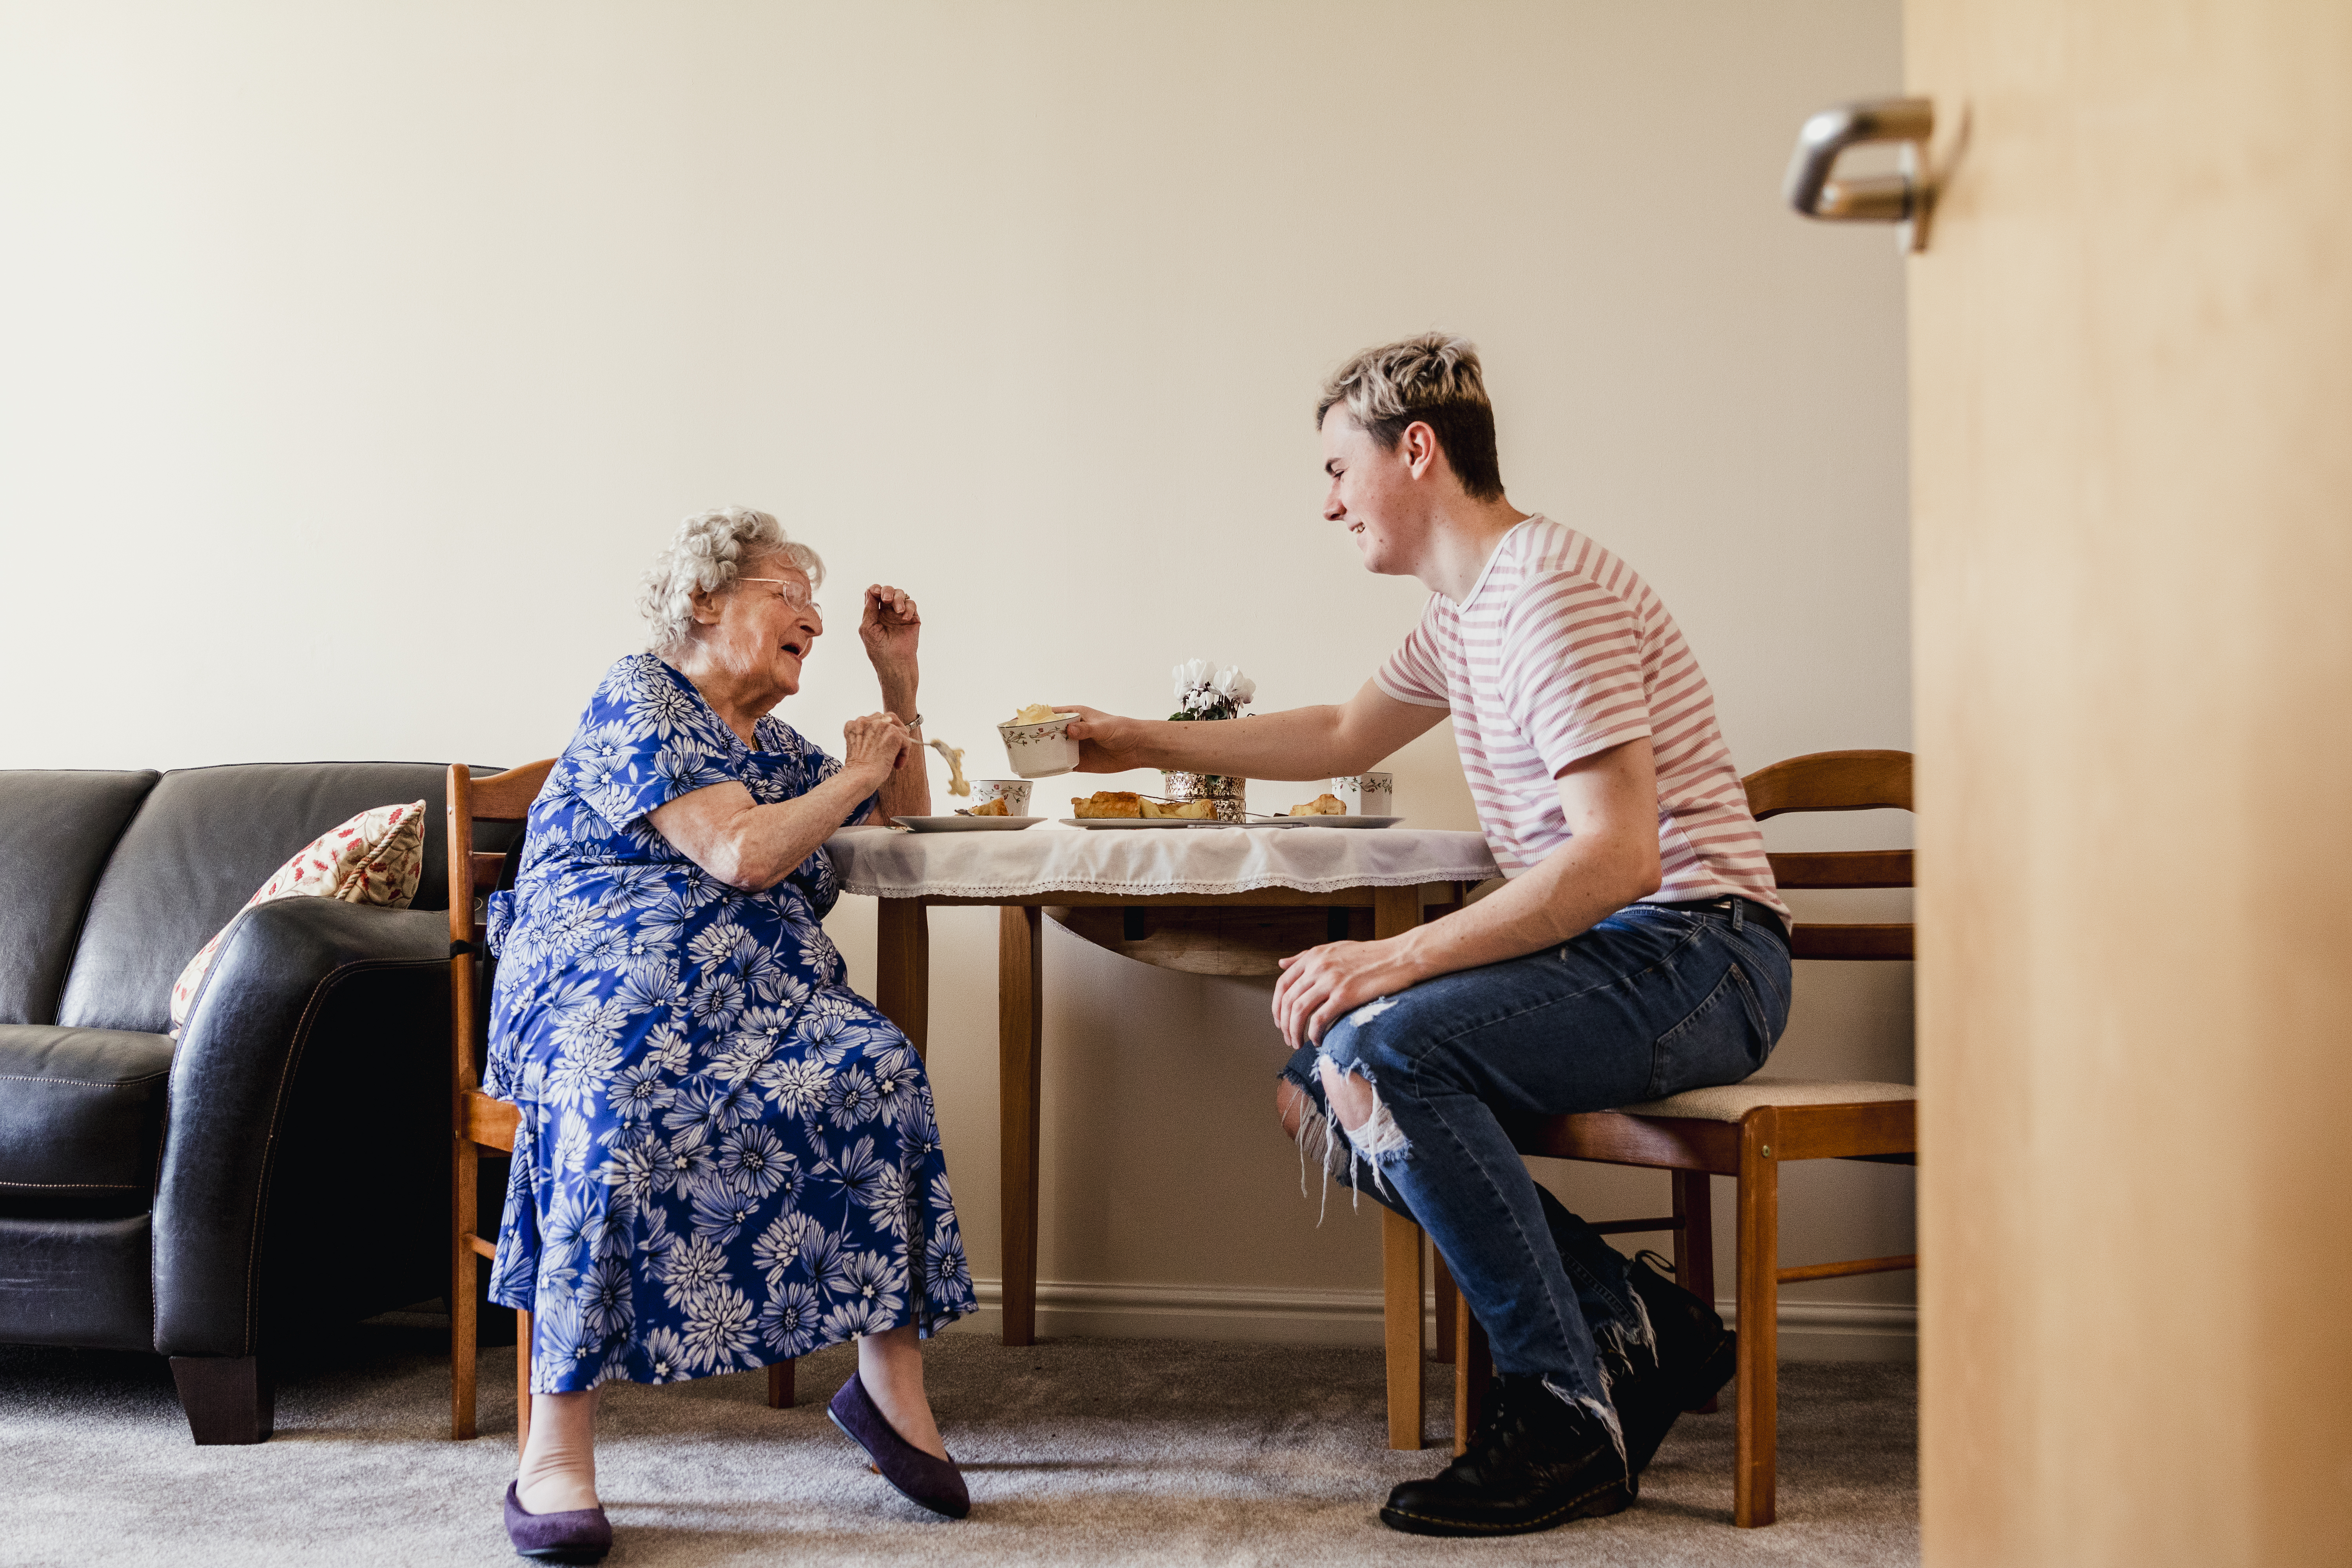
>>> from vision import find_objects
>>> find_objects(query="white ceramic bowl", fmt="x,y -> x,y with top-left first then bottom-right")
971,778 -> 1035,816
1331,771 -> 1395,816
997,715 -> 1081,779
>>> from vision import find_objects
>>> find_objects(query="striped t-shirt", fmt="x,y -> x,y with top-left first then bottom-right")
1375,516 -> 1788,921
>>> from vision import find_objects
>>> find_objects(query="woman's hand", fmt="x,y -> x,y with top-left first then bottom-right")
1272,937 -> 1428,1049
860,584 -> 921,681
842,711 -> 915,789
1059,706 -> 1152,773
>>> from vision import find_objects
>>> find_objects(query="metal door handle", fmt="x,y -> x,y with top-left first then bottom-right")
1784,97 -> 1936,249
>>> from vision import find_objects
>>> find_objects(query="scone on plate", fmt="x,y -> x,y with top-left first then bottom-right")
1071,791 -> 1145,818
969,797 -> 1010,817
1140,798 -> 1216,819
1289,792 -> 1348,817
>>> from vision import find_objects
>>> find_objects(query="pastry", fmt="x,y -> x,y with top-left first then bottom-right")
1071,791 -> 1145,818
1140,799 -> 1216,819
928,737 -> 969,796
1289,792 -> 1348,817
1008,703 -> 1065,726
969,797 -> 1010,816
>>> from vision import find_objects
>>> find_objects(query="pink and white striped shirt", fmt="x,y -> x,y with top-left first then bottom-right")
1375,517 -> 1787,921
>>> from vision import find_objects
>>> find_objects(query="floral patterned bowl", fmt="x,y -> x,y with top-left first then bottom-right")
996,715 -> 1081,779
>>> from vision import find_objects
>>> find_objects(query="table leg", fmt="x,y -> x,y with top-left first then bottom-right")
874,898 -> 930,1057
999,904 -> 1044,1347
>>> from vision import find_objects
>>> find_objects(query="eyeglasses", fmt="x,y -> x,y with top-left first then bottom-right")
737,578 -> 822,618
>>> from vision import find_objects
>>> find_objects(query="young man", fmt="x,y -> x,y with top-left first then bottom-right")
1063,334 -> 1792,1537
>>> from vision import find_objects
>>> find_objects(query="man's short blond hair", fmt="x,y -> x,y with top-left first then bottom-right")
1315,334 -> 1504,501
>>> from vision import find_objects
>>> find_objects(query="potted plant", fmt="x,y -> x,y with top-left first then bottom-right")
1162,658 -> 1256,820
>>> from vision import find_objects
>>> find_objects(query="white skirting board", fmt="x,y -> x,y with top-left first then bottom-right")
944,1278 -> 1916,1362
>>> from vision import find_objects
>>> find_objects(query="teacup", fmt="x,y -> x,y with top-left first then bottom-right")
971,778 -> 1034,816
1330,772 -> 1394,817
997,713 -> 1082,779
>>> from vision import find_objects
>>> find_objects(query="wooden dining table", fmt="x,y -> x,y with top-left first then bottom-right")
824,818 -> 1501,1448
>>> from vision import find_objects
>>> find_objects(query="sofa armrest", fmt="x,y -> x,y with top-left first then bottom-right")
152,898 -> 449,1358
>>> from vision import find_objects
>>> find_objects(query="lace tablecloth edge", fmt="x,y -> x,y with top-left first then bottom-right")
835,871 -> 1494,899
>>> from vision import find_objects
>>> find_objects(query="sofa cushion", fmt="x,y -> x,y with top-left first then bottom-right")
55,762 -> 462,1034
0,770 -> 160,1026
0,1025 -> 174,1218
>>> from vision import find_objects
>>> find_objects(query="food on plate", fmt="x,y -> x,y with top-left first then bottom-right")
928,737 -> 969,796
1289,792 -> 1349,817
1007,703 -> 1067,726
969,797 -> 1010,816
1071,791 -> 1145,818
1140,799 -> 1216,819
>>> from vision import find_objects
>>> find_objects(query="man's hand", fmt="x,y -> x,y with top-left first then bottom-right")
1272,936 -> 1428,1049
1057,706 -> 1154,773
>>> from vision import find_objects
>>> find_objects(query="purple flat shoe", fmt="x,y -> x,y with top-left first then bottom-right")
503,1481 -> 613,1564
828,1371 -> 970,1519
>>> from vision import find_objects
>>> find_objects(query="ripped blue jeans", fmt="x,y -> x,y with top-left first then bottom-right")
1280,898 -> 1791,1438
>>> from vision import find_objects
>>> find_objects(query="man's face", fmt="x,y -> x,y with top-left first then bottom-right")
1320,407 -> 1423,575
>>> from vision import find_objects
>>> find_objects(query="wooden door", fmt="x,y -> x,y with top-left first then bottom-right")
1907,4 -> 2352,1564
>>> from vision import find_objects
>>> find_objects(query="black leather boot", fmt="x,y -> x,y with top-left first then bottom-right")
1609,1250 -> 1738,1478
1379,1374 -> 1632,1536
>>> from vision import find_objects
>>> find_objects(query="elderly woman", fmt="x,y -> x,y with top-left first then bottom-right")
481,507 -> 976,1561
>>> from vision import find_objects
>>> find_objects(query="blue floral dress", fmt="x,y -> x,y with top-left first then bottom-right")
483,653 -> 973,1393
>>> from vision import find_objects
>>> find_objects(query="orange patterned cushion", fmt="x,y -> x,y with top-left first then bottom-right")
168,800 -> 428,1035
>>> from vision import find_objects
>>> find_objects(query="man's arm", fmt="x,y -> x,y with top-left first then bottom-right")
1270,737 -> 1662,1047
1060,679 -> 1447,782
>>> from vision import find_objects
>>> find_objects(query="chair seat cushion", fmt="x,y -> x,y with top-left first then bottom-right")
1614,1073 -> 1916,1123
0,1025 -> 174,1217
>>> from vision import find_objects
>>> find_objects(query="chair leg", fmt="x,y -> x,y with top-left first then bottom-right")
452,1144 -> 479,1441
768,1359 -> 794,1409
1381,1208 -> 1426,1449
1452,1281 -> 1492,1457
1432,1243 -> 1457,1365
1672,1168 -> 1720,1414
515,1308 -> 534,1458
1733,1109 -> 1780,1528
170,1356 -> 274,1445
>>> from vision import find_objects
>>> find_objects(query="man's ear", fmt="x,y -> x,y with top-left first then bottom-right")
1401,421 -> 1441,481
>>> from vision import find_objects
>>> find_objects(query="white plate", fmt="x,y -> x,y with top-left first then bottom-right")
1058,815 -> 1406,830
892,815 -> 1049,832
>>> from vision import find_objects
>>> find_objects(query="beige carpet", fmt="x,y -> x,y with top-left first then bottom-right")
1,1324 -> 1916,1566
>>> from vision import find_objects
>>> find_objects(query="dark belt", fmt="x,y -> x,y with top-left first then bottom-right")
1653,895 -> 1790,944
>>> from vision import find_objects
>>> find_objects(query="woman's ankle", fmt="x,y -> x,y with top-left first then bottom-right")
515,1390 -> 602,1514
857,1332 -> 947,1461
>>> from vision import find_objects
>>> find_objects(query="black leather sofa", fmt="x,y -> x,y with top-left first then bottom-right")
0,762 -> 510,1443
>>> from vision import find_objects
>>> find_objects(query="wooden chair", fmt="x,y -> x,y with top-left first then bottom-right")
1391,750 -> 1918,1527
445,759 -> 799,1449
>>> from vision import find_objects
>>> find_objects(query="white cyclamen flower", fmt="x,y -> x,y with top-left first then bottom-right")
1172,657 -> 1211,696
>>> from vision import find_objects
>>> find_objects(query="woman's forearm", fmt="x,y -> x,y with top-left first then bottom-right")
875,739 -> 929,822
652,773 -> 881,891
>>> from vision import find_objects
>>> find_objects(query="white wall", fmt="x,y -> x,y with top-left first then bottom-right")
0,2 -> 1911,1352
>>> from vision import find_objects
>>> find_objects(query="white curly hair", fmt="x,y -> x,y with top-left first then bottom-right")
636,506 -> 825,657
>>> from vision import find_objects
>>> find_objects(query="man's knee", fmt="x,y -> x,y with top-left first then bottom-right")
1316,1056 -> 1377,1131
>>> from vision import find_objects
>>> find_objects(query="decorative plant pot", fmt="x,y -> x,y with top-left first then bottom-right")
1160,770 -> 1247,822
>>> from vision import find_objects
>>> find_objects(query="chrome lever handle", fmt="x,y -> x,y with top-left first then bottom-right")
1784,97 -> 1936,249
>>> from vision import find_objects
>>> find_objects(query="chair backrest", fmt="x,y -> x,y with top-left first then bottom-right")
447,760 -> 556,1098
1740,750 -> 1913,961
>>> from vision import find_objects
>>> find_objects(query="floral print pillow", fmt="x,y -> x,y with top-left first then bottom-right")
167,799 -> 428,1036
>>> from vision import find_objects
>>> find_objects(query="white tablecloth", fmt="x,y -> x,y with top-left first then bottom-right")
824,823 -> 1500,899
